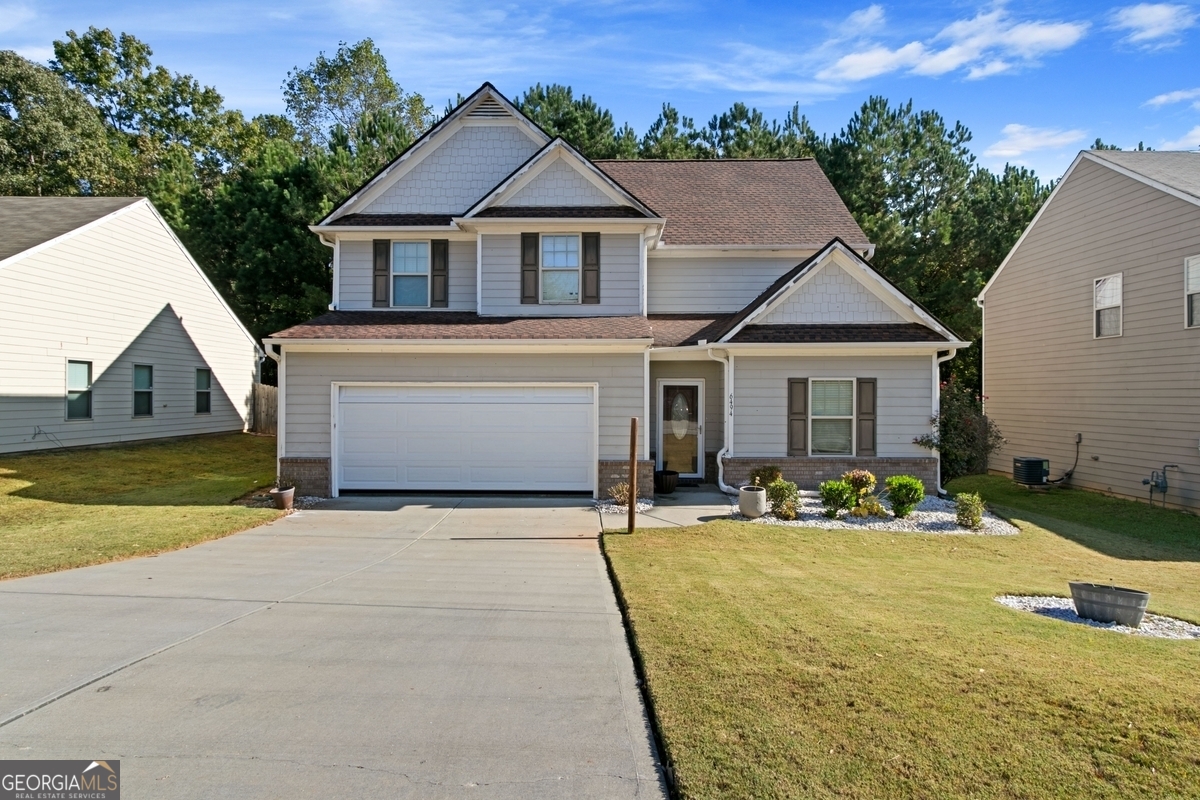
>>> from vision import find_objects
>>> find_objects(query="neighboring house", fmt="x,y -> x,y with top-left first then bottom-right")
978,150 -> 1200,509
0,197 -> 261,454
266,84 -> 968,498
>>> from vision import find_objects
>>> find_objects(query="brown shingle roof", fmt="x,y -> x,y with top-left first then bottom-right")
0,196 -> 141,262
326,213 -> 454,227
647,315 -> 732,347
729,323 -> 951,344
593,160 -> 868,247
271,311 -> 653,340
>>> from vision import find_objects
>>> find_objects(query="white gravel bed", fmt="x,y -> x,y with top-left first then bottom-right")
241,494 -> 325,512
996,595 -> 1200,639
595,499 -> 655,514
730,493 -> 1019,535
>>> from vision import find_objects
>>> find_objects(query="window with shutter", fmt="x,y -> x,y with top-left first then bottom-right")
582,232 -> 600,304
431,239 -> 449,307
787,378 -> 807,456
856,378 -> 876,457
521,233 -> 539,304
372,240 -> 389,307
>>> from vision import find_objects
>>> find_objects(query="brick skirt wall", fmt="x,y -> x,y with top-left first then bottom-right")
598,460 -> 655,499
723,456 -> 938,492
279,457 -> 331,497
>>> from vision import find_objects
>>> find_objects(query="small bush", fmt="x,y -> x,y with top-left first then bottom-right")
841,469 -> 877,503
818,479 -> 856,519
885,475 -> 925,518
913,376 -> 1005,481
849,504 -> 870,518
955,492 -> 985,529
608,482 -> 630,506
766,477 -> 800,514
775,500 -> 798,521
859,495 -> 888,518
749,465 -> 783,488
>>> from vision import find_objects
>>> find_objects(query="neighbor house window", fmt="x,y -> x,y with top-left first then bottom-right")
1094,273 -> 1122,338
66,360 -> 92,420
133,364 -> 153,417
1187,257 -> 1200,328
810,380 -> 854,456
541,234 -> 580,303
391,241 -> 429,307
195,368 -> 212,414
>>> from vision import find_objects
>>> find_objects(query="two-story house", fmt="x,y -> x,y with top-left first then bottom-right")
264,84 -> 968,498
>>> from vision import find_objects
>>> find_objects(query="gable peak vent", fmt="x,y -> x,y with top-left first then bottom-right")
468,96 -> 509,118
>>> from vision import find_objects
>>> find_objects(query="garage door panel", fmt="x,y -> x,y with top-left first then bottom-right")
337,385 -> 595,492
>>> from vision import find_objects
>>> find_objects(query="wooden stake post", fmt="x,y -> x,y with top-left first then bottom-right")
628,417 -> 638,533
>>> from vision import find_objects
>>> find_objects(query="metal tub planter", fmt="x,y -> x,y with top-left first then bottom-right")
1069,582 -> 1150,628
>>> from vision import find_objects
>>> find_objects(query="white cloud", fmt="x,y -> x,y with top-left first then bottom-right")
819,7 -> 1087,82
843,4 -> 887,32
983,123 -> 1087,158
1161,125 -> 1200,149
0,3 -> 34,33
1111,3 -> 1197,48
1146,86 -> 1200,110
13,44 -> 52,63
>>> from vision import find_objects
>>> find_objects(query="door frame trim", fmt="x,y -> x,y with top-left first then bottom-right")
330,381 -> 600,498
655,378 -> 705,478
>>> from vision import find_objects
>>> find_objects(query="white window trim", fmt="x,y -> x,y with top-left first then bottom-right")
65,359 -> 93,422
1185,256 -> 1200,329
133,363 -> 154,418
809,378 -> 856,457
1093,272 -> 1123,339
195,367 -> 212,415
540,233 -> 582,305
390,240 -> 431,309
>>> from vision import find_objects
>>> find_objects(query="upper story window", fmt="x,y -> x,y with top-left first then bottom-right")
1094,273 -> 1122,338
133,364 -> 154,417
66,360 -> 92,420
392,242 -> 430,307
541,235 -> 580,304
1187,257 -> 1200,328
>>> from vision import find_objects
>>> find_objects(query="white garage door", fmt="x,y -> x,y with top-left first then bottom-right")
336,384 -> 596,492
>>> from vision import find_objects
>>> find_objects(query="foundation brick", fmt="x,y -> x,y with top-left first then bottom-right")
598,459 -> 655,499
279,457 -> 331,497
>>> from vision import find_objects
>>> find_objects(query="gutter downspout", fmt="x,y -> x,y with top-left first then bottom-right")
706,347 -> 736,494
934,348 -> 958,496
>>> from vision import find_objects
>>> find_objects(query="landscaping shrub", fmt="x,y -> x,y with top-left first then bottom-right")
608,482 -> 631,506
775,500 -> 798,521
749,465 -> 783,487
818,479 -> 855,519
913,376 -> 1005,481
859,495 -> 888,518
841,469 -> 876,503
766,477 -> 799,514
885,475 -> 925,518
955,492 -> 985,529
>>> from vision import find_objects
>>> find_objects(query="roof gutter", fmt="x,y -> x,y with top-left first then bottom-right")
933,348 -> 959,496
706,347 -> 736,494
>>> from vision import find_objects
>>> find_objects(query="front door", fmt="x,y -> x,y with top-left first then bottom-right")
658,381 -> 704,478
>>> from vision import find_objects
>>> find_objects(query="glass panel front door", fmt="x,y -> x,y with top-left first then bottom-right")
661,384 -> 701,476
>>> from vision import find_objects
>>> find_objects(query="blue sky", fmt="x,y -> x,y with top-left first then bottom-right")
3,1 -> 1198,180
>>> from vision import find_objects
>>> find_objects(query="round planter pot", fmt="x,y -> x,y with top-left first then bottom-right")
739,485 -> 767,518
1069,582 -> 1150,628
655,470 -> 679,495
270,487 -> 295,511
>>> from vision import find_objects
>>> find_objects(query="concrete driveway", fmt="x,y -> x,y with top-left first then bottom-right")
0,497 -> 667,799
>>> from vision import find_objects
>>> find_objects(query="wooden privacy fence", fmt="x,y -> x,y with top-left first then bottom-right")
251,383 -> 277,434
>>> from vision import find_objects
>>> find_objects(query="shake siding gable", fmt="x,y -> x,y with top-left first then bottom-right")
479,233 -> 640,315
983,156 -> 1200,508
501,158 -> 618,207
0,202 -> 257,453
759,262 -> 905,324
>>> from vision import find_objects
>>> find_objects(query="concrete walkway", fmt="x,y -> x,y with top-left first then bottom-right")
0,497 -> 667,799
598,485 -> 735,531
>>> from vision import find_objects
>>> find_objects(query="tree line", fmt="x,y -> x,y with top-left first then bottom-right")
3,31 -> 1065,389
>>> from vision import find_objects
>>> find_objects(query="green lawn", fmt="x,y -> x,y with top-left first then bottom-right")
604,476 -> 1200,799
0,433 -> 281,580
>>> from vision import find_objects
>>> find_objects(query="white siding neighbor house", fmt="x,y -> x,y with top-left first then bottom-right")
267,83 -> 969,498
978,150 -> 1200,510
0,197 -> 261,453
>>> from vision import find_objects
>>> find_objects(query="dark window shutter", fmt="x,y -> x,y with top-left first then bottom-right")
521,233 -> 539,304
373,240 -> 390,307
787,378 -> 807,456
857,378 -> 877,457
582,232 -> 600,304
430,239 -> 449,307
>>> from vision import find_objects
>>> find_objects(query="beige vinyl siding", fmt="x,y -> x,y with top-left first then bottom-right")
732,356 -> 932,457
649,360 -> 724,458
983,156 -> 1200,508
339,239 -> 477,311
647,255 -> 809,314
283,351 -> 646,459
479,233 -> 640,316
0,202 -> 257,453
